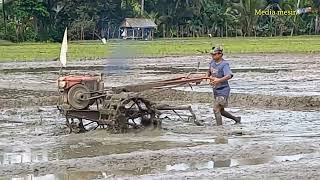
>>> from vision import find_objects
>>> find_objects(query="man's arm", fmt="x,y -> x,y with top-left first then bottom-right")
206,68 -> 211,77
211,63 -> 233,85
217,74 -> 232,82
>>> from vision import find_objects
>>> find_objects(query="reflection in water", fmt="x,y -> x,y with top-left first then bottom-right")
166,160 -> 232,172
4,153 -> 315,179
53,141 -> 203,160
10,171 -> 106,180
165,153 -> 310,172
11,174 -> 58,180
0,140 -> 201,166
214,136 -> 228,144
0,148 -> 51,165
116,166 -> 156,176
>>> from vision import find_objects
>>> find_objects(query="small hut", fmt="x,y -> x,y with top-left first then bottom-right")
120,18 -> 157,40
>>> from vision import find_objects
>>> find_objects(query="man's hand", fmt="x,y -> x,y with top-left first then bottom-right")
195,80 -> 201,85
210,78 -> 221,86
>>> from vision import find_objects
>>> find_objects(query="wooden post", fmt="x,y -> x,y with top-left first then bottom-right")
142,28 -> 144,39
151,29 -> 154,40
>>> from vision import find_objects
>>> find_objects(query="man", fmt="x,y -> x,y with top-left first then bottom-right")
207,46 -> 241,126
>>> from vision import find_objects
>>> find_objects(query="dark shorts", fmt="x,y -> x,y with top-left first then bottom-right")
214,96 -> 228,108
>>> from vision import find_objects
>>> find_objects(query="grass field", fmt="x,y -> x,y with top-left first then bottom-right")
0,36 -> 320,62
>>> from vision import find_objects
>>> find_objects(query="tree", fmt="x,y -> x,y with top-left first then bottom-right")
3,0 -> 48,41
231,0 -> 266,36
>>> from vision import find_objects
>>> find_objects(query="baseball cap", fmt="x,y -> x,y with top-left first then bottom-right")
210,46 -> 223,55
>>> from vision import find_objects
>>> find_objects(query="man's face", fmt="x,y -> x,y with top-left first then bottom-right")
212,52 -> 222,60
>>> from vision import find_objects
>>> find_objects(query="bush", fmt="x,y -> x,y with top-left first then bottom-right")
24,25 -> 37,42
4,22 -> 18,42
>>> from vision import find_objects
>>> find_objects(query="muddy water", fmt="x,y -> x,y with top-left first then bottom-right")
0,171 -> 107,180
1,54 -> 320,179
1,54 -> 320,96
1,153 -> 317,180
0,107 -> 206,164
1,104 -> 320,178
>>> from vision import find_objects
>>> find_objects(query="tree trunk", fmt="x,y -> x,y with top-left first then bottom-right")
107,27 -> 110,40
291,16 -> 297,36
112,27 -> 116,39
80,27 -> 82,40
101,28 -> 105,39
141,0 -> 144,16
170,28 -> 173,38
315,15 -> 320,34
181,26 -> 184,38
3,0 -> 6,34
202,26 -> 205,37
176,26 -> 179,38
254,26 -> 257,37
270,17 -> 273,37
151,29 -> 154,40
235,25 -> 237,37
163,24 -> 166,38
225,22 -> 228,38
92,27 -> 95,40
192,27 -> 194,37
82,26 -> 85,40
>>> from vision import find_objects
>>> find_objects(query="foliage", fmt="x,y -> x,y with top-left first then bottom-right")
0,0 -> 320,42
1,36 -> 320,61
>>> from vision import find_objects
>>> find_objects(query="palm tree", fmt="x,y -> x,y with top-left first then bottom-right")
141,0 -> 144,16
2,0 -> 5,33
231,0 -> 266,36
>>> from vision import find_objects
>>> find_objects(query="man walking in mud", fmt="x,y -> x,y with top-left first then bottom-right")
207,46 -> 241,125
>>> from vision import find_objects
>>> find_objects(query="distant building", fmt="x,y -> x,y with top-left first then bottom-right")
120,18 -> 157,40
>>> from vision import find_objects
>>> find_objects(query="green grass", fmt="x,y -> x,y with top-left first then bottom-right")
1,36 -> 320,62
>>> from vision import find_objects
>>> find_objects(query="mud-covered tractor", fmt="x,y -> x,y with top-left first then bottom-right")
57,73 -> 212,133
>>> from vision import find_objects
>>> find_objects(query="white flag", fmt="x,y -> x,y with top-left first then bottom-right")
60,28 -> 68,67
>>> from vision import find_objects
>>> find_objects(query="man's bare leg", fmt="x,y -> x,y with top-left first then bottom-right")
221,108 -> 241,124
213,105 -> 223,126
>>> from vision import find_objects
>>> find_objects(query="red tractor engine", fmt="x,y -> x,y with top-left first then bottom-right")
57,75 -> 104,110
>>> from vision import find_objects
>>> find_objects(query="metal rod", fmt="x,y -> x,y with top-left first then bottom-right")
172,110 -> 185,121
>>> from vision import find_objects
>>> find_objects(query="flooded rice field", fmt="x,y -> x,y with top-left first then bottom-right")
0,54 -> 320,179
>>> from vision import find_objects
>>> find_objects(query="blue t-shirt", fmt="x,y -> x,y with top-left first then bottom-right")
208,59 -> 233,97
